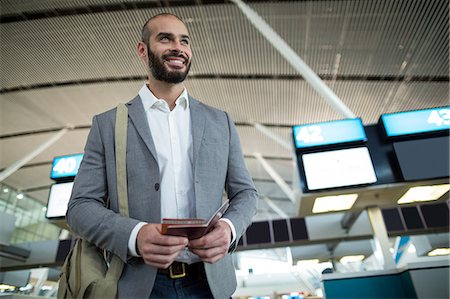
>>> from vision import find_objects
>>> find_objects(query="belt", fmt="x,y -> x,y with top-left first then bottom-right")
157,262 -> 205,279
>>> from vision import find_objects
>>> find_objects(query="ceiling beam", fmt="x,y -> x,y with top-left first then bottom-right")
252,122 -> 292,151
231,0 -> 356,119
263,196 -> 289,219
253,152 -> 296,203
0,127 -> 70,182
2,74 -> 447,94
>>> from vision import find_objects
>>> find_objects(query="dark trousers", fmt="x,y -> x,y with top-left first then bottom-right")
149,263 -> 213,299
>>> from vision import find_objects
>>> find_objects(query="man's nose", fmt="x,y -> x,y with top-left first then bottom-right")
170,40 -> 184,53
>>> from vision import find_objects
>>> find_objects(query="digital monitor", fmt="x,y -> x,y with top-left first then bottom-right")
420,203 -> 449,228
290,217 -> 308,240
381,107 -> 450,138
46,182 -> 74,219
301,147 -> 377,191
293,118 -> 366,149
393,136 -> 449,181
50,153 -> 84,180
272,219 -> 290,243
245,221 -> 271,245
401,207 -> 424,230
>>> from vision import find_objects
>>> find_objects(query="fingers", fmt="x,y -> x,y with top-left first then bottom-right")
141,243 -> 186,268
140,242 -> 186,258
188,222 -> 231,263
189,221 -> 230,249
136,222 -> 232,267
136,223 -> 188,268
190,245 -> 228,264
138,224 -> 189,246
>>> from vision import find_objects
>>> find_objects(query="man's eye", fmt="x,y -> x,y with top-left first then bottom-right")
160,36 -> 169,42
181,39 -> 189,45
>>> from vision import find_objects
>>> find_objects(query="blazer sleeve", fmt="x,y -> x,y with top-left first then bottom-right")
223,112 -> 259,251
66,114 -> 140,262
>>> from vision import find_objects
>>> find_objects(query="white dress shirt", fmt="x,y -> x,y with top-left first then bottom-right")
127,84 -> 236,263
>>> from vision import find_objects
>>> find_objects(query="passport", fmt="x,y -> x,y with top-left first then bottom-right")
161,200 -> 230,240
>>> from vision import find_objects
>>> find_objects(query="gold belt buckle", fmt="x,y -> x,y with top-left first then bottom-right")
169,263 -> 186,279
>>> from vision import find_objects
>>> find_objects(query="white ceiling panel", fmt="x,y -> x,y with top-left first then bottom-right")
246,158 -> 295,182
0,81 -> 142,135
1,129 -> 89,167
2,79 -> 447,137
3,164 -> 53,193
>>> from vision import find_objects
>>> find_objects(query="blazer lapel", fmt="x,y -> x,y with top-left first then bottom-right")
126,95 -> 158,160
189,96 -> 206,167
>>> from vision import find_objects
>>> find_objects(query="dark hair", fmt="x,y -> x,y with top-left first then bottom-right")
141,13 -> 186,44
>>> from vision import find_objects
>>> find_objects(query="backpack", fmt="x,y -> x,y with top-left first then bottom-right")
57,103 -> 128,299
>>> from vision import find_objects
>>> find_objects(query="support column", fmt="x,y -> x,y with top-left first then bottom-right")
367,206 -> 396,269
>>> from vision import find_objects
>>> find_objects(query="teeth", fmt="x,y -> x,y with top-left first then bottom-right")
166,58 -> 185,66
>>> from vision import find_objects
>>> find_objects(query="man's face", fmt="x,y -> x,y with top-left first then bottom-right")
146,16 -> 192,84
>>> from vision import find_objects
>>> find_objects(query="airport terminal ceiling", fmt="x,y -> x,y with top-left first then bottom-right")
0,0 -> 449,257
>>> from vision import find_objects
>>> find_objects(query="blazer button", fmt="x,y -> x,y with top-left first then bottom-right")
154,183 -> 160,191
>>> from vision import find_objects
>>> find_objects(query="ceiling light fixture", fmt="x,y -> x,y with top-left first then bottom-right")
427,248 -> 450,256
312,194 -> 358,213
296,259 -> 320,266
0,284 -> 15,291
16,193 -> 24,200
340,255 -> 365,263
397,184 -> 450,204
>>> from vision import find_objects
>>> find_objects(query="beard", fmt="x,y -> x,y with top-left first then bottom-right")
147,45 -> 191,84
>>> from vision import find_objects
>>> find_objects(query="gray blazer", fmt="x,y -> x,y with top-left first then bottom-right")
66,94 -> 258,298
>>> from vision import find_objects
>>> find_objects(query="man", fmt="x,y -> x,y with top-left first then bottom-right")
66,13 -> 258,298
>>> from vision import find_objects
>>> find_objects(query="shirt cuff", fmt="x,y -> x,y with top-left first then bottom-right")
219,218 -> 236,244
128,222 -> 147,257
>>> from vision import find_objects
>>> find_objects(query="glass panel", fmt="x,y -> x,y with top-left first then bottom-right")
0,183 -> 61,244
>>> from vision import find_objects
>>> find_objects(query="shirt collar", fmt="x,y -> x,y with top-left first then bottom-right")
139,84 -> 189,112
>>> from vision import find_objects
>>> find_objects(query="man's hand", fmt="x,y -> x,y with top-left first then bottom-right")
188,221 -> 231,263
136,223 -> 188,269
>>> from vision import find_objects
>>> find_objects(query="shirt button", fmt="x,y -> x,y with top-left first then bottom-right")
154,183 -> 160,191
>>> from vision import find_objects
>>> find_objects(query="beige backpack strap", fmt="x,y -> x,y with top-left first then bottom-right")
102,103 -> 129,282
115,103 -> 129,217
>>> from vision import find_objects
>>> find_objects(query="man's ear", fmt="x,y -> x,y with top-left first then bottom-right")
136,41 -> 147,60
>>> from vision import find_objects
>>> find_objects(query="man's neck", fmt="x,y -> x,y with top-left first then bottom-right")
147,79 -> 185,110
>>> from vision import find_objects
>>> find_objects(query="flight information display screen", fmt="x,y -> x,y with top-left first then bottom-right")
50,154 -> 83,179
293,118 -> 366,149
381,107 -> 450,137
301,147 -> 377,191
46,182 -> 74,218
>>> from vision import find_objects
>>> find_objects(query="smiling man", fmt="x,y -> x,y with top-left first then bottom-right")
141,14 -> 192,90
66,13 -> 258,298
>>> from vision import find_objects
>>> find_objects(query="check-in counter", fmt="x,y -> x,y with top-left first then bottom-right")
322,259 -> 449,298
